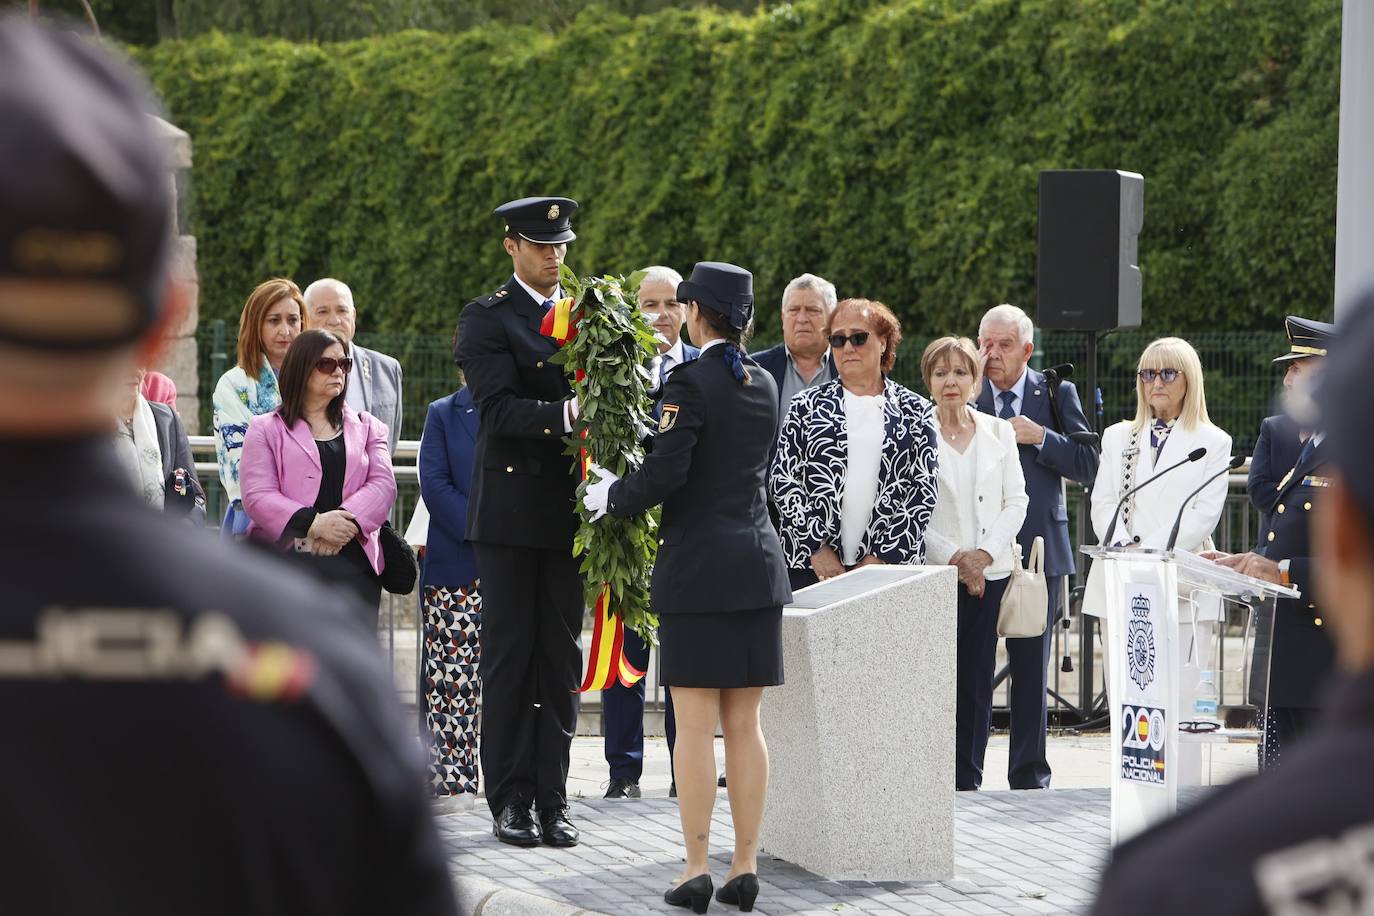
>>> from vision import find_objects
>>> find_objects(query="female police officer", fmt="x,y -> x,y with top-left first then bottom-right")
584,262 -> 791,913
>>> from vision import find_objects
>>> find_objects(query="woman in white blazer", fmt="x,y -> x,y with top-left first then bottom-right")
1089,337 -> 1232,575
922,337 -> 1029,791
1088,337 -> 1233,700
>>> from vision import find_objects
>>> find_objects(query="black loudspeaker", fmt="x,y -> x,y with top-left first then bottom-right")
1037,169 -> 1144,330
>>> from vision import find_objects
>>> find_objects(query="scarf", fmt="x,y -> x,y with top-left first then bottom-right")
115,394 -> 164,510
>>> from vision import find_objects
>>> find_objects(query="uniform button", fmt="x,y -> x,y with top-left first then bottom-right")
506,466 -> 514,473
1267,531 -> 1276,542
1304,502 -> 1312,511
1277,504 -> 1285,514
658,538 -> 665,545
536,361 -> 544,369
1314,617 -> 1323,627
543,428 -> 552,435
978,496 -> 984,502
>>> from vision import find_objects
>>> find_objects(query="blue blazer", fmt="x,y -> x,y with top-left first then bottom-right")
976,369 -> 1099,578
1247,413 -> 1303,527
419,387 -> 480,587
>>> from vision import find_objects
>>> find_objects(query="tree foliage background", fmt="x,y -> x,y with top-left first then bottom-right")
123,0 -> 1339,340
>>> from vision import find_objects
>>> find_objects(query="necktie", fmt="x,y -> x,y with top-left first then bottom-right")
998,390 -> 1016,419
659,354 -> 675,386
1295,436 -> 1317,470
542,298 -> 555,313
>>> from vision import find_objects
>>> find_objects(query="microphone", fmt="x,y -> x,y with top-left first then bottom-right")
1042,363 -> 1074,383
1102,446 -> 1208,547
1166,454 -> 1245,552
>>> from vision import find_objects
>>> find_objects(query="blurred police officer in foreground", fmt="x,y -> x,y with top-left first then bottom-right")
0,18 -> 456,914
1207,317 -> 1337,768
454,198 -> 584,847
1092,294 -> 1374,915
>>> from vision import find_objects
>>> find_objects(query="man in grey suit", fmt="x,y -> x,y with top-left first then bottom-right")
304,278 -> 404,454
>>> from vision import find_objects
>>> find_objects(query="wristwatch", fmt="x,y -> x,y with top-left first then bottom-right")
1278,558 -> 1291,587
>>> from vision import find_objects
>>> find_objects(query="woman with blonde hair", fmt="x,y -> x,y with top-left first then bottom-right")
922,335 -> 1028,791
1089,337 -> 1232,557
1086,337 -> 1233,704
211,278 -> 305,535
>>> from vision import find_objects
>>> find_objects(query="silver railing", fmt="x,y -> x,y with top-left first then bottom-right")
189,436 -> 1260,729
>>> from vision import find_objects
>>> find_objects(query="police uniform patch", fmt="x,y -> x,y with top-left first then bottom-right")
659,404 -> 679,432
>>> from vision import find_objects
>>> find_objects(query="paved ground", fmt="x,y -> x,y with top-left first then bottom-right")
438,735 -> 1258,915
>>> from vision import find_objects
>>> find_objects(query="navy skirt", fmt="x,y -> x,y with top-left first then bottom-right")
659,606 -> 784,689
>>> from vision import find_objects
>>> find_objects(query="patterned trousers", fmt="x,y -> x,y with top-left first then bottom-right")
422,582 -> 482,797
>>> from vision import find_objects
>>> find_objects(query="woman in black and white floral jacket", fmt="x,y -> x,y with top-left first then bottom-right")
770,298 -> 939,591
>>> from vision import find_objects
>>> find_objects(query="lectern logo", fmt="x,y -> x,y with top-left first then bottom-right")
1127,594 -> 1156,691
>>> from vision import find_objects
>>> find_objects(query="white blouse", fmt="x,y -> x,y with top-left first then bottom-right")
840,390 -> 886,565
936,434 -> 980,554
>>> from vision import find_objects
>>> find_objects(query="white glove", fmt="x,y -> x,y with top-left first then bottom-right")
646,355 -> 663,395
582,462 -> 619,521
564,396 -> 580,433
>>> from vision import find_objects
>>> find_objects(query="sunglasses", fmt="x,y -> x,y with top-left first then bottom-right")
828,331 -> 871,349
1138,368 -> 1181,384
314,356 -> 354,375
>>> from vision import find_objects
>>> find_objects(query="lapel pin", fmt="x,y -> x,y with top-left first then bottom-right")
1034,389 -> 1042,396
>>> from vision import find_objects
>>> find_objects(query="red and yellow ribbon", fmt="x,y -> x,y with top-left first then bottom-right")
541,296 -> 646,692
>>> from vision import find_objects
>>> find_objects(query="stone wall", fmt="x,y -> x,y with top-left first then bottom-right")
149,116 -> 200,431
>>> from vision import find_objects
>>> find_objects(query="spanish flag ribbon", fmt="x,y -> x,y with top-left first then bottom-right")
538,297 -> 577,344
541,297 -> 646,693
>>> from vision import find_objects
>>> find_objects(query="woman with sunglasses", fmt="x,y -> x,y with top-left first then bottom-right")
771,298 -> 939,590
1085,337 -> 1233,674
240,329 -> 397,621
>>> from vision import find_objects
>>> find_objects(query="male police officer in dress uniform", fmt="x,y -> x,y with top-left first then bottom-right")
0,19 -> 456,915
1246,316 -> 1322,532
1091,295 -> 1374,916
454,197 -> 583,847
1209,317 -> 1337,768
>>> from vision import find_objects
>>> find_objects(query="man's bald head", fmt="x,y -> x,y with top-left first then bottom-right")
304,278 -> 357,345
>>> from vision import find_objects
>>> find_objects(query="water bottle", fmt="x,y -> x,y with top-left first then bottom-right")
1192,670 -> 1220,721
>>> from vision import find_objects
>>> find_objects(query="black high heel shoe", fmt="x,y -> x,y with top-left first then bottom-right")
716,873 -> 759,911
665,874 -> 713,914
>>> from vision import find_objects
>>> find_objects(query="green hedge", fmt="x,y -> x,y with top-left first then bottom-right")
136,0 -> 1340,342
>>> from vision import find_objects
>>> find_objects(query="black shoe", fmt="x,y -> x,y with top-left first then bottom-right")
718,774 -> 727,788
716,873 -> 759,911
669,781 -> 677,798
492,804 -> 540,847
604,778 -> 642,799
665,874 -> 712,914
538,806 -> 580,847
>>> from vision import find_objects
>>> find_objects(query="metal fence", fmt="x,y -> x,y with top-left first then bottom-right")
195,323 -> 1289,452
189,432 -> 1262,729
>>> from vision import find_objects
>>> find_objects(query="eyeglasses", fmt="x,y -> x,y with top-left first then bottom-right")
1138,368 -> 1182,384
314,356 -> 354,375
828,331 -> 871,349
1179,720 -> 1221,734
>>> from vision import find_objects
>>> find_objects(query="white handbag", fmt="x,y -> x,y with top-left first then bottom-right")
997,535 -> 1048,637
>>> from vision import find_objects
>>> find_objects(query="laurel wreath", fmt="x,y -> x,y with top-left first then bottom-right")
551,265 -> 661,643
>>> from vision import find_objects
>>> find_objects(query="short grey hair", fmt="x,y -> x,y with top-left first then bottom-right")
781,273 -> 837,312
303,277 -> 354,311
638,265 -> 683,290
978,303 -> 1033,346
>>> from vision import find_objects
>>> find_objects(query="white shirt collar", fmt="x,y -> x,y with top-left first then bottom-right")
700,338 -> 728,354
993,368 -> 1029,406
512,273 -> 561,307
662,338 -> 685,367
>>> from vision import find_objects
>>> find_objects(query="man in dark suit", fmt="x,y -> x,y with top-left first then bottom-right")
603,265 -> 699,800
976,303 -> 1099,789
454,197 -> 584,847
303,278 -> 404,454
1213,316 -> 1337,768
1090,301 -> 1370,916
750,273 -> 839,437
1248,318 -> 1327,532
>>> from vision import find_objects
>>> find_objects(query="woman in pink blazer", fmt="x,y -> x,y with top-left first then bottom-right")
241,329 -> 397,622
